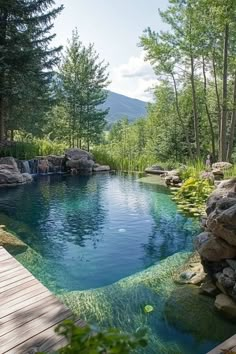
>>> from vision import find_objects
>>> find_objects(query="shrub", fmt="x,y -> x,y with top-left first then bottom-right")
40,320 -> 147,354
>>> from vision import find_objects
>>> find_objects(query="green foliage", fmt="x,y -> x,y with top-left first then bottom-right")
54,28 -> 109,149
0,0 -> 63,139
179,160 -> 206,180
0,136 -> 67,160
40,320 -> 147,354
173,177 -> 214,216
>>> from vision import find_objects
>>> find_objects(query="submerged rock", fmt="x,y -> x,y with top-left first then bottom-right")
215,294 -> 236,319
0,228 -> 28,254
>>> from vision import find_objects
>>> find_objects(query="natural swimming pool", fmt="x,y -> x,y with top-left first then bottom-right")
0,174 -> 235,353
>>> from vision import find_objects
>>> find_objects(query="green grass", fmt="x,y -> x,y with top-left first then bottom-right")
0,137 -> 67,160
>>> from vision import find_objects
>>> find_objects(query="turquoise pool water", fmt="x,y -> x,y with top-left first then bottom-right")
0,174 -> 234,354
0,174 -> 198,291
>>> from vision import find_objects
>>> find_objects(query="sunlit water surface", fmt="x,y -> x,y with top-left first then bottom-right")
0,174 -> 231,354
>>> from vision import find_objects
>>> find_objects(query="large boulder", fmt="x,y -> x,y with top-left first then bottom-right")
47,155 -> 64,172
207,201 -> 236,246
206,178 -> 236,215
0,167 -> 32,185
67,157 -> 94,172
212,162 -> 233,171
0,157 -> 18,171
0,157 -> 32,186
195,232 -> 236,262
65,148 -> 93,161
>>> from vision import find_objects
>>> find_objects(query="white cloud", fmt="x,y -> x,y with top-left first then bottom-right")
109,52 -> 157,102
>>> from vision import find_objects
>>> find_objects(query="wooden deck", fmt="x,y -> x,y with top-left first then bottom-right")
0,246 -> 84,353
207,335 -> 236,354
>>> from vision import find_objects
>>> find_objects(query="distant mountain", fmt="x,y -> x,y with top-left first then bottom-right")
103,91 -> 147,124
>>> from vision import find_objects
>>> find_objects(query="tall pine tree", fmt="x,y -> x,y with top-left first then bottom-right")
60,29 -> 109,149
0,0 -> 63,141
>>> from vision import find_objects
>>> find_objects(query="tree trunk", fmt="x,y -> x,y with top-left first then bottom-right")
202,56 -> 216,160
212,49 -> 221,146
190,55 -> 200,158
219,23 -> 229,161
171,73 -> 193,159
0,96 -> 5,141
227,72 -> 236,161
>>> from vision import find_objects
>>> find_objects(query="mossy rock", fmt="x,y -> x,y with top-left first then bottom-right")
0,228 -> 28,255
164,285 -> 236,342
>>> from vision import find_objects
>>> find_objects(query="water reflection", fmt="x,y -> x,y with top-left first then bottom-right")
0,174 -> 199,290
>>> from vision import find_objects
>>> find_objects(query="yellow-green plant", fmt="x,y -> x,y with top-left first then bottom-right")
173,177 -> 214,216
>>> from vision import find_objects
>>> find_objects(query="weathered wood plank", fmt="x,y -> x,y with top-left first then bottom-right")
0,271 -> 33,288
0,282 -> 46,306
0,298 -> 68,337
1,308 -> 71,353
207,334 -> 236,353
0,279 -> 38,301
0,294 -> 58,326
0,276 -> 35,294
0,285 -> 49,311
0,246 -> 83,353
0,292 -> 53,319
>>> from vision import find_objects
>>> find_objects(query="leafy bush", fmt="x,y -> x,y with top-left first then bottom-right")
172,177 -> 214,216
40,320 -> 147,354
0,137 -> 67,160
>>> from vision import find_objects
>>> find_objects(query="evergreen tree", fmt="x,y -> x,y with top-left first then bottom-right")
59,29 -> 109,149
0,0 -> 63,140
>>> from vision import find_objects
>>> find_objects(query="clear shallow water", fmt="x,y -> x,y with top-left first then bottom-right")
1,173 -> 231,354
0,174 -> 199,291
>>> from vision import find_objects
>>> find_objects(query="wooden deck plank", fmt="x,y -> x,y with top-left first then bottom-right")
0,279 -> 39,301
0,246 -> 83,353
207,334 -> 236,353
0,285 -> 49,310
0,299 -> 69,337
0,276 -> 37,294
0,282 -> 46,306
0,295 -> 58,326
0,292 -> 53,319
0,307 -> 71,352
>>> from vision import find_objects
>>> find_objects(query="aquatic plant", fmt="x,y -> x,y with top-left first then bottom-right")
144,305 -> 154,313
172,177 -> 214,216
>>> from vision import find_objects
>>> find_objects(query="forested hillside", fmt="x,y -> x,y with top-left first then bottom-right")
103,91 -> 147,123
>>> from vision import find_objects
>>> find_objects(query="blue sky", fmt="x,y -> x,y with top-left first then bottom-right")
54,0 -> 169,100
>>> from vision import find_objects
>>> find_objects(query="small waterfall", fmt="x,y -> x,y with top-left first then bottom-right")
22,160 -> 31,174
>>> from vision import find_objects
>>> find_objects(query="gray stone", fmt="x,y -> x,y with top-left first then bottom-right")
215,294 -> 236,319
199,281 -> 218,297
212,162 -> 233,171
0,157 -> 18,171
226,259 -> 236,271
180,271 -> 196,280
195,232 -> 236,262
93,165 -> 110,172
67,157 -> 94,171
218,273 -> 235,288
65,148 -> 93,161
223,267 -> 236,280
